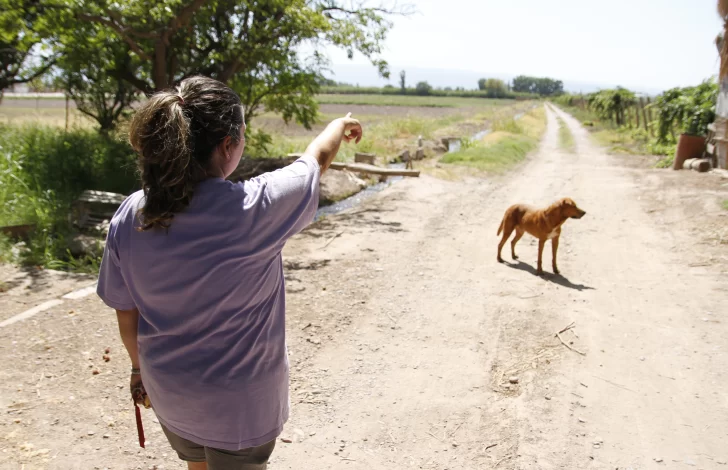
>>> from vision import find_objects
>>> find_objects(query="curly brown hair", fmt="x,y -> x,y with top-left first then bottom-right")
129,76 -> 244,231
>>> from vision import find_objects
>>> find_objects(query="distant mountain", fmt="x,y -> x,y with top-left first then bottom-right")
324,63 -> 664,96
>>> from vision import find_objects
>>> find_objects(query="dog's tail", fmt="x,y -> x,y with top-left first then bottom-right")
497,216 -> 504,236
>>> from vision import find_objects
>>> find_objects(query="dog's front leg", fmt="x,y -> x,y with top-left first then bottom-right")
551,236 -> 560,275
537,239 -> 545,275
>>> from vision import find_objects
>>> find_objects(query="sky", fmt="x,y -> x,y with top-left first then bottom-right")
320,0 -> 724,94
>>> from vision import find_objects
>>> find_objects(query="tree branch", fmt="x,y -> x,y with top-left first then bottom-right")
218,58 -> 241,83
319,0 -> 414,16
112,68 -> 153,95
168,0 -> 209,34
8,56 -> 58,86
76,13 -> 152,61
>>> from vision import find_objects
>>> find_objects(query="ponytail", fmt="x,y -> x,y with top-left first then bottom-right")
128,76 -> 243,230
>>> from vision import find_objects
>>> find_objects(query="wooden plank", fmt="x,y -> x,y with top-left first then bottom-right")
328,162 -> 420,177
76,190 -> 127,205
354,152 -> 376,165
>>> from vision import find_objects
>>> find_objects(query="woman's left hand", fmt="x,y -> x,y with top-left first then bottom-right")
130,373 -> 144,404
130,373 -> 152,408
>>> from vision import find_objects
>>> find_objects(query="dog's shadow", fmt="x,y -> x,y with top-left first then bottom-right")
504,261 -> 596,291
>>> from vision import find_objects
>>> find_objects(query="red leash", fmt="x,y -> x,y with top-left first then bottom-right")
132,385 -> 151,448
134,402 -> 146,448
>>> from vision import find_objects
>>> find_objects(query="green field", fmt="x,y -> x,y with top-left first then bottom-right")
316,93 -> 517,109
441,107 -> 546,172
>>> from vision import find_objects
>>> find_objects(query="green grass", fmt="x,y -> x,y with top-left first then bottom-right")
252,101 -> 531,161
440,134 -> 538,171
441,107 -> 546,172
316,94 -> 515,109
0,123 -> 138,271
722,200 -> 728,211
1,95 -> 66,100
554,103 -> 673,162
557,116 -> 575,152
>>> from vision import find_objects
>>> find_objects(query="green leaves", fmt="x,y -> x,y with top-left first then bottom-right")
0,0 -> 57,96
512,76 -> 564,96
65,0 -> 404,128
586,88 -> 636,126
477,78 -> 508,97
651,79 -> 718,142
2,0 -> 406,131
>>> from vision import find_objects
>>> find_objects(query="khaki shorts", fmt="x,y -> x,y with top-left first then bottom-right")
161,424 -> 276,470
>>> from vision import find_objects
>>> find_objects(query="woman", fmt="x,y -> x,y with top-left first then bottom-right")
96,76 -> 362,469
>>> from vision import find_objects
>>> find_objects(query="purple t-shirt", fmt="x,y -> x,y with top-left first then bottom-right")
97,156 -> 320,450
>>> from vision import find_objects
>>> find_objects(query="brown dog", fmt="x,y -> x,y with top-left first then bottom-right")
497,198 -> 586,275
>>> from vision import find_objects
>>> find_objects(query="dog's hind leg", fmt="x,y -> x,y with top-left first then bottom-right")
510,229 -> 524,260
497,218 -> 515,263
551,236 -> 560,275
537,239 -> 545,275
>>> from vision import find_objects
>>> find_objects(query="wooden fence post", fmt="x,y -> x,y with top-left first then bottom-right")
646,97 -> 654,136
65,94 -> 70,132
639,98 -> 648,132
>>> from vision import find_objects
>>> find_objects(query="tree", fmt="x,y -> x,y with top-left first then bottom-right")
586,87 -> 636,126
478,78 -> 508,96
399,70 -> 406,93
0,0 -> 56,102
415,81 -> 431,96
55,21 -> 139,132
480,78 -> 507,95
649,80 -> 717,142
67,0 -> 411,129
511,75 -> 564,96
486,79 -> 506,93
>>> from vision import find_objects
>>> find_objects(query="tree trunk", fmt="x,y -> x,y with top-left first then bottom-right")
153,41 -> 169,91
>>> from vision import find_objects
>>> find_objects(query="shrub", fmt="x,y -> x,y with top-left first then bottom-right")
0,125 -> 138,202
651,80 -> 718,143
0,124 -> 139,269
415,81 -> 432,96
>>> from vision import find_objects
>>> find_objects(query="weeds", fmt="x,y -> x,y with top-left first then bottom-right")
441,135 -> 537,171
557,116 -> 575,152
441,107 -> 546,172
0,124 -> 137,271
556,104 -> 671,162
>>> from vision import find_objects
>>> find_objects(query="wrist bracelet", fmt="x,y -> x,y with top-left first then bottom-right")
131,368 -> 141,375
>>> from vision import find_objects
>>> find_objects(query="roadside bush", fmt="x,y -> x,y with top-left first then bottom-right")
441,107 -> 545,171
553,80 -> 718,164
0,124 -> 138,269
651,80 -> 718,144
415,81 -> 432,96
0,124 -> 138,201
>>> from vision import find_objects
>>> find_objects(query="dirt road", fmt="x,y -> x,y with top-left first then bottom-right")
2,105 -> 728,469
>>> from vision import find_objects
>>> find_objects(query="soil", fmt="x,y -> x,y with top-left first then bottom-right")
1,105 -> 728,470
